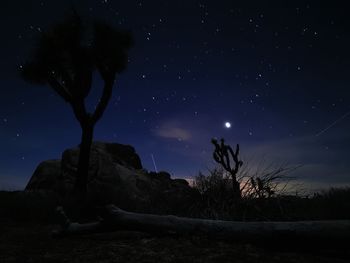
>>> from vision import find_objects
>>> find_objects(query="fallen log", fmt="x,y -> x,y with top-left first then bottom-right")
53,205 -> 350,241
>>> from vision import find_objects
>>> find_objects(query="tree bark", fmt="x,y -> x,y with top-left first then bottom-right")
92,79 -> 114,124
74,123 -> 94,197
54,205 -> 350,241
232,179 -> 241,200
71,79 -> 114,199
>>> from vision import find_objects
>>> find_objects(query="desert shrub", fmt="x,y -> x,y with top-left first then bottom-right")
192,167 -> 350,221
191,163 -> 299,220
241,165 -> 297,199
192,168 -> 239,219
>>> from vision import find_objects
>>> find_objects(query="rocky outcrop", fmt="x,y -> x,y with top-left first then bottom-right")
26,142 -> 196,214
26,159 -> 61,191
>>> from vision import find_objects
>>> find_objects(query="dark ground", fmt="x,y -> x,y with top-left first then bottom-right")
1,189 -> 350,262
1,221 -> 349,263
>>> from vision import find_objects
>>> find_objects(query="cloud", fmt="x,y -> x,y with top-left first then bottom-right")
154,121 -> 192,141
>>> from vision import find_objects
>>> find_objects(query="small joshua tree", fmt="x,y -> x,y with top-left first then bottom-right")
21,12 -> 133,198
211,138 -> 243,200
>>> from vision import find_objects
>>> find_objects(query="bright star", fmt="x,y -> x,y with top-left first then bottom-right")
224,122 -> 231,128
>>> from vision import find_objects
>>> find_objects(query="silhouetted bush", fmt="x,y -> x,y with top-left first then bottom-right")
191,169 -> 350,220
191,168 -> 241,219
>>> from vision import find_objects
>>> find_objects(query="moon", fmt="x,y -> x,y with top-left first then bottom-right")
224,122 -> 231,128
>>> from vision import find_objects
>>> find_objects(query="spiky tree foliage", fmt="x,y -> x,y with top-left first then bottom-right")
21,13 -> 133,197
211,138 -> 243,199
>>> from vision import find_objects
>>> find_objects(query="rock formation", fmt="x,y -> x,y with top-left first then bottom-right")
26,142 -> 196,214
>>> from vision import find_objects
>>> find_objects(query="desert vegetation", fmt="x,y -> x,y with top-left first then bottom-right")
1,8 -> 349,263
191,167 -> 350,221
1,138 -> 350,262
1,137 -> 349,223
21,12 -> 133,197
189,138 -> 298,220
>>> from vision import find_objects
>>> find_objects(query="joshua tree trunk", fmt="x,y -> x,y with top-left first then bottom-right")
74,122 -> 94,197
232,179 -> 241,200
71,79 -> 114,198
54,205 -> 350,241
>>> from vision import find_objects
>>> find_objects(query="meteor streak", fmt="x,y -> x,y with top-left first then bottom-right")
315,110 -> 350,137
151,153 -> 158,173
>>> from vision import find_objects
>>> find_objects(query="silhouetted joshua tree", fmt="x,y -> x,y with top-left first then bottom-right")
211,138 -> 243,200
21,13 -> 133,197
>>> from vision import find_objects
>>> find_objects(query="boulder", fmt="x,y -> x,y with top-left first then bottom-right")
25,141 -> 197,214
93,141 -> 143,169
26,159 -> 61,191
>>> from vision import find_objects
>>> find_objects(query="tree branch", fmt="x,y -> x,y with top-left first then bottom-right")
70,99 -> 89,125
92,77 -> 115,124
47,77 -> 72,102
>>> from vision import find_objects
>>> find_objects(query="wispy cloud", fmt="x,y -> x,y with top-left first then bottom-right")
154,121 -> 192,141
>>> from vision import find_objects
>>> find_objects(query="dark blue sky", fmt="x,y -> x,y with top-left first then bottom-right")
1,1 -> 349,191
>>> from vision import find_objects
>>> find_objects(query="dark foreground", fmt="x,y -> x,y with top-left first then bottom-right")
1,222 -> 349,263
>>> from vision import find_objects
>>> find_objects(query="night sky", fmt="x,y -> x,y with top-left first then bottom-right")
1,1 -> 349,191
